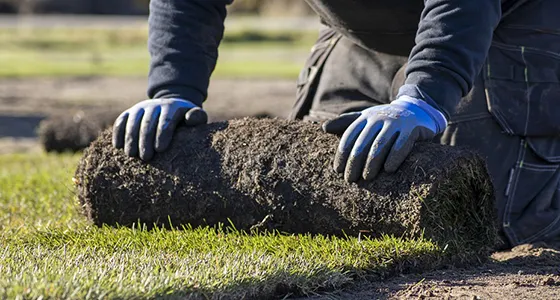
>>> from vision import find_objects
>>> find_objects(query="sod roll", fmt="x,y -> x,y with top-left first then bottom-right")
76,118 -> 499,255
38,109 -> 120,153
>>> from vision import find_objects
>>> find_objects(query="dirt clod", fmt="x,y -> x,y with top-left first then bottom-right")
76,117 -> 499,260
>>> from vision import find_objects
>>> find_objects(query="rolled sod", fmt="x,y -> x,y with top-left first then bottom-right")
76,118 -> 499,257
38,110 -> 120,153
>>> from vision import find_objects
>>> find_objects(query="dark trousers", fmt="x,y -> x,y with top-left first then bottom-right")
291,1 -> 560,247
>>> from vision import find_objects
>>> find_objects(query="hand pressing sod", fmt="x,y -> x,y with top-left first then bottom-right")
322,96 -> 448,183
113,98 -> 208,161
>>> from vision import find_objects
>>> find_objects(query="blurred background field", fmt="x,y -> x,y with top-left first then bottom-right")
0,2 -> 320,78
0,26 -> 316,78
0,0 -> 319,80
0,0 -> 320,81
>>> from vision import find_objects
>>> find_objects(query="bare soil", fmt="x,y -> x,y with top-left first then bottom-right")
0,77 -> 295,153
303,243 -> 560,299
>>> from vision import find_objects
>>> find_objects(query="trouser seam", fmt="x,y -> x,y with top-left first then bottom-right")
521,165 -> 558,172
503,139 -> 527,245
521,46 -> 531,136
494,109 -> 515,135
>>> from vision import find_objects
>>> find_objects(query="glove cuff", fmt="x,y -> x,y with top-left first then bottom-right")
392,95 -> 449,133
152,87 -> 205,108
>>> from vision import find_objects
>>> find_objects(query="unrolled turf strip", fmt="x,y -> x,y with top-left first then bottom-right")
38,110 -> 121,153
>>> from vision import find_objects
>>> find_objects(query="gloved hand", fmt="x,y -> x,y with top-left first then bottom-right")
322,96 -> 447,183
113,98 -> 208,161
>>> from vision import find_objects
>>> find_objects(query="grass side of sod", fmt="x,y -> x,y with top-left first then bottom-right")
0,153 -> 455,299
0,27 -> 315,79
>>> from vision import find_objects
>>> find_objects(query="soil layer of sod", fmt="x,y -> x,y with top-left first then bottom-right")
76,118 -> 500,269
37,109 -> 121,153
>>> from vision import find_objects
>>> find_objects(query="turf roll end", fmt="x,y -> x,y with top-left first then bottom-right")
38,110 -> 120,153
75,118 -> 500,260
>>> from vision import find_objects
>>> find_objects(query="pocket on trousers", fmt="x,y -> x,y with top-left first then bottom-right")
483,42 -> 560,137
506,155 -> 560,243
296,39 -> 333,99
291,30 -> 339,120
527,136 -> 560,164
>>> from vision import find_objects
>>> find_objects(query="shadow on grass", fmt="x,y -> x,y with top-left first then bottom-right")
24,227 -> 443,300
144,266 -> 391,300
127,247 -> 560,300
294,246 -> 560,300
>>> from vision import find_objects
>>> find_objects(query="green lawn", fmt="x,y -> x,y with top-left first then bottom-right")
0,27 -> 314,79
0,153 -> 451,299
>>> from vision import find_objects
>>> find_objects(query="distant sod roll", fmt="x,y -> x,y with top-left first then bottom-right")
38,110 -> 121,153
76,118 -> 499,255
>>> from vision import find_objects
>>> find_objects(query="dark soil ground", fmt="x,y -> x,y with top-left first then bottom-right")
2,77 -> 560,299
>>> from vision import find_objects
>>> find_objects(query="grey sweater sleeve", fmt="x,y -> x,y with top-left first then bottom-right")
397,0 -> 502,119
147,0 -> 233,107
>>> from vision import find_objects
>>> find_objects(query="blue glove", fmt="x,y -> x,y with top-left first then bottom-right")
113,98 -> 208,161
322,96 -> 448,182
